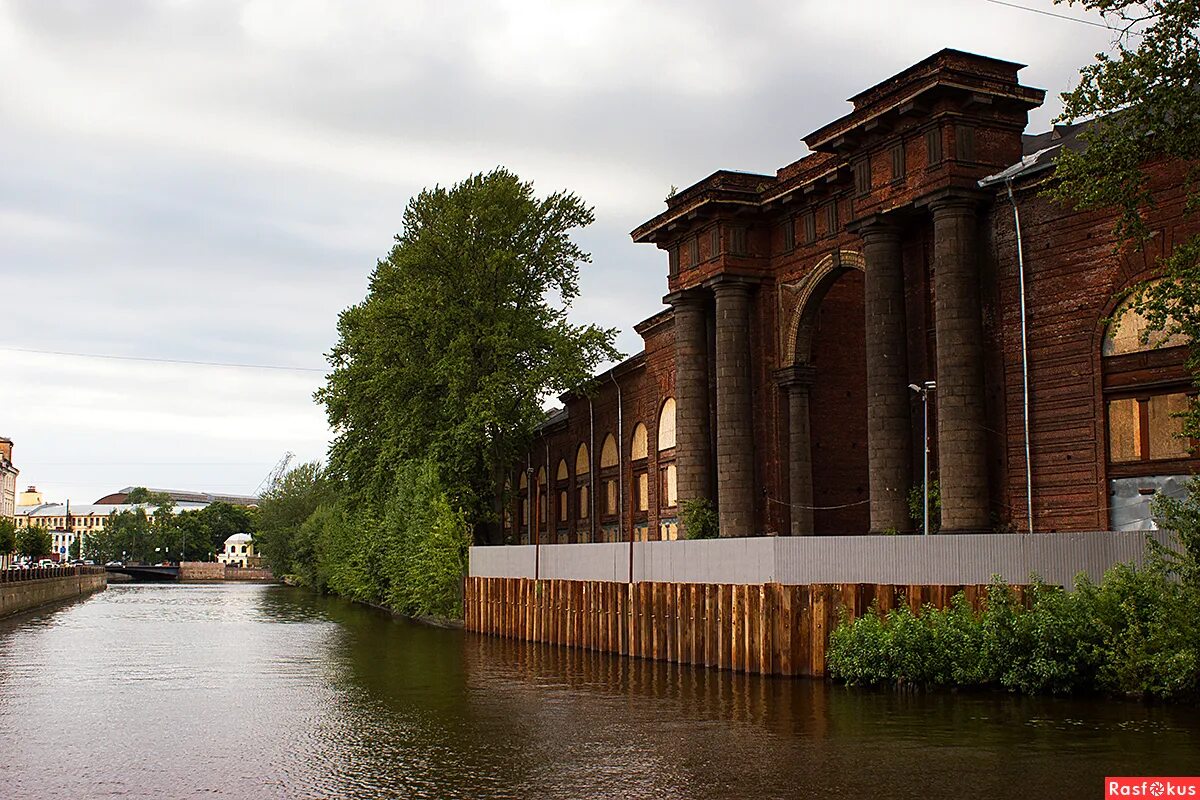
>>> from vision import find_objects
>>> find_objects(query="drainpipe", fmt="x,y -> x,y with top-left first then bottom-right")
1006,177 -> 1035,535
588,395 -> 596,543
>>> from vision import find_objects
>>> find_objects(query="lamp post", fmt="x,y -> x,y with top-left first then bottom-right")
908,381 -> 937,536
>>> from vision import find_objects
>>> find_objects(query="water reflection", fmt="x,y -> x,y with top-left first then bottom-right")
0,584 -> 1194,800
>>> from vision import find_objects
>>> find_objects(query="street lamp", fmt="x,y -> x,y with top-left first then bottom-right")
908,380 -> 936,536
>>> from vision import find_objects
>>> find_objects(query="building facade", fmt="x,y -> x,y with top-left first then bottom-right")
217,533 -> 258,568
504,49 -> 1198,543
16,501 -> 208,560
0,437 -> 18,521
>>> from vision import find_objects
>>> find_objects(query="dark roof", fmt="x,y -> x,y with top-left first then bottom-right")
979,119 -> 1093,186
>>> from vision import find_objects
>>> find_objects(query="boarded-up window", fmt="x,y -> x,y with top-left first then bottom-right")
600,434 -> 618,468
556,459 -> 568,481
575,443 -> 589,475
1103,284 -> 1189,355
636,472 -> 649,512
782,218 -> 795,251
658,398 -> 676,450
659,521 -> 678,541
631,423 -> 648,460
1109,393 -> 1193,463
605,479 -> 617,515
660,463 -> 678,508
710,227 -> 720,257
689,234 -> 700,268
825,202 -> 838,237
578,485 -> 589,519
558,489 -> 568,522
1148,393 -> 1190,460
1108,398 -> 1140,463
669,246 -> 679,277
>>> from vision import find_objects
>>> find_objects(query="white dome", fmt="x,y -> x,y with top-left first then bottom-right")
224,533 -> 253,545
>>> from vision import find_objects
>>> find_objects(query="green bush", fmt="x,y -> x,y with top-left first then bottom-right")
681,498 -> 719,540
907,479 -> 941,533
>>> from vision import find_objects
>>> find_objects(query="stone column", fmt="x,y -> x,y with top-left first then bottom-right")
665,289 -> 713,532
777,365 -> 816,535
709,277 -> 756,537
930,195 -> 990,532
859,220 -> 913,533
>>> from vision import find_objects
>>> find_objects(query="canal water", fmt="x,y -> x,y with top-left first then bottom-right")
1,584 -> 1195,799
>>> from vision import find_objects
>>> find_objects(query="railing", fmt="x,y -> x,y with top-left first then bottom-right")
0,565 -> 106,583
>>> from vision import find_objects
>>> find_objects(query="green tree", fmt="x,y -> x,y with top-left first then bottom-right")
0,518 -> 16,561
16,527 -> 52,560
315,169 -> 620,542
1052,0 -> 1200,435
254,462 -> 331,577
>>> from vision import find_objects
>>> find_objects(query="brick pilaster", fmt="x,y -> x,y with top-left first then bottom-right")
930,195 -> 990,532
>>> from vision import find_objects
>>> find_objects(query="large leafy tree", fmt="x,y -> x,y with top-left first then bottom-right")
1052,0 -> 1200,434
16,526 -> 52,560
316,169 -> 620,541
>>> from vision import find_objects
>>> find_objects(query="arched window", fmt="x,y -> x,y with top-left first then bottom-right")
631,423 -> 648,460
518,472 -> 530,538
555,459 -> 570,525
556,459 -> 569,482
1102,282 -> 1197,529
600,434 -> 618,468
599,433 -> 618,518
1102,284 -> 1188,356
575,443 -> 590,522
658,398 -> 676,451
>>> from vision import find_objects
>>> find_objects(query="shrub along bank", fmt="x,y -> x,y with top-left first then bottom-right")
827,485 -> 1200,702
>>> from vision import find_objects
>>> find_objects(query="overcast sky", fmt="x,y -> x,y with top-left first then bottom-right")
0,0 -> 1116,504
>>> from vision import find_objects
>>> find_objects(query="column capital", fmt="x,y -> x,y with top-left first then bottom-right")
846,213 -> 903,240
917,188 -> 989,215
774,364 -> 816,389
662,287 -> 709,308
703,273 -> 759,295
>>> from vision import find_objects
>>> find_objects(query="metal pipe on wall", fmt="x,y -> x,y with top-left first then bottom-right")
611,371 -> 629,583
588,395 -> 596,543
1006,178 -> 1035,534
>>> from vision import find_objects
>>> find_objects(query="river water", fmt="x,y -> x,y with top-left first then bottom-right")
0,583 -> 1195,799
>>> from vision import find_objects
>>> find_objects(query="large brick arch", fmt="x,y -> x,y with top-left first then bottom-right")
782,249 -> 865,366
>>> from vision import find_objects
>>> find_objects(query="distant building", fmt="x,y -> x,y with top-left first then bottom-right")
0,437 -> 19,521
94,487 -> 259,507
16,501 -> 207,561
18,486 -> 43,506
217,533 -> 258,568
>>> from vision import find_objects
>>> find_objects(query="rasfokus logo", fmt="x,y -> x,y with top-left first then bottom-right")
1107,778 -> 1200,797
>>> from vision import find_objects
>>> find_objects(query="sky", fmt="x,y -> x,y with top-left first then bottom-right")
0,0 -> 1118,504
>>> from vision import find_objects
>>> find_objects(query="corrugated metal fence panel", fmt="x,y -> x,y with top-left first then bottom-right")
469,531 -> 1176,586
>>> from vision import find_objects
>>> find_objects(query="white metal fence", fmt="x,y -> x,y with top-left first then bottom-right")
469,530 -> 1175,587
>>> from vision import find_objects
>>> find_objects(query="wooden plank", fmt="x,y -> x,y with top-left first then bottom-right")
730,584 -> 743,674
705,584 -> 717,668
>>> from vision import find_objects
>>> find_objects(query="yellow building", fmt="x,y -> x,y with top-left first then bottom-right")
217,533 -> 258,568
0,437 -> 18,521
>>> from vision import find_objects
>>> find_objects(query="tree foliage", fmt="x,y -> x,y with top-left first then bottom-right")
0,518 -> 16,557
16,527 -> 52,560
315,169 -> 620,540
1052,0 -> 1200,435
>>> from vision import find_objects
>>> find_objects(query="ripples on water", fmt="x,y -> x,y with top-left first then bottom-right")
0,584 -> 1195,799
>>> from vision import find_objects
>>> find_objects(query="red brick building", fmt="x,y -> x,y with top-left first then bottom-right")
504,49 -> 1198,543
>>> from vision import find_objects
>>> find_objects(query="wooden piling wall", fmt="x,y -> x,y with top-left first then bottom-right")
464,577 -> 1011,677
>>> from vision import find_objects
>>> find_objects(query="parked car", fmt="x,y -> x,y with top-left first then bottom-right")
105,561 -> 124,568
37,560 -> 56,568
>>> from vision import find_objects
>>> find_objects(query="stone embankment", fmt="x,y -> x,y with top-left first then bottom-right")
179,562 -> 275,582
0,566 -> 107,618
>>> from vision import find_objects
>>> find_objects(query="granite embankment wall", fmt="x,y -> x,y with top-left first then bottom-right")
0,568 -> 107,619
179,562 -> 275,582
